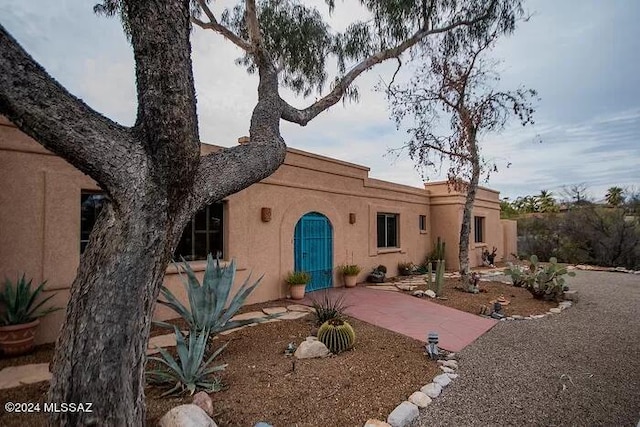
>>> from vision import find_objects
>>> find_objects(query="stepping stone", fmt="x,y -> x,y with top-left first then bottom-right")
366,285 -> 400,292
0,363 -> 51,389
219,326 -> 246,335
437,359 -> 458,369
231,311 -> 267,321
262,307 -> 287,315
147,333 -> 177,355
278,311 -> 309,320
286,304 -> 315,313
440,366 -> 454,373
395,284 -> 417,291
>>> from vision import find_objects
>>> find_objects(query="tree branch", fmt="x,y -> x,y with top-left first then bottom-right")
281,3 -> 497,126
0,24 -> 143,198
192,0 -> 253,52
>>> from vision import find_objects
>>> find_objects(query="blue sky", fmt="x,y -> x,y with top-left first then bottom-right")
2,0 -> 639,202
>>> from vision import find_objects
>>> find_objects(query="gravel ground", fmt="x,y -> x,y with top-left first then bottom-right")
414,270 -> 640,427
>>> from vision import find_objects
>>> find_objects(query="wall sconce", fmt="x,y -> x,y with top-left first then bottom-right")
261,207 -> 272,222
349,213 -> 356,224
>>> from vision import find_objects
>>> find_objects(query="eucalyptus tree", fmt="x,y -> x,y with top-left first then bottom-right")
385,29 -> 536,278
0,0 -> 526,424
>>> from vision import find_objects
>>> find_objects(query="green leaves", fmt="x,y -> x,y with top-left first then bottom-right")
0,274 -> 60,325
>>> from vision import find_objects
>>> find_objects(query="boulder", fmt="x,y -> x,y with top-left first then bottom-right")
294,339 -> 330,359
432,374 -> 451,388
439,366 -> 454,374
425,290 -> 437,298
192,392 -> 213,417
549,308 -> 562,314
386,401 -> 419,427
437,360 -> 458,370
159,404 -> 217,427
420,382 -> 442,398
408,391 -> 432,408
562,290 -> 579,302
364,420 -> 392,427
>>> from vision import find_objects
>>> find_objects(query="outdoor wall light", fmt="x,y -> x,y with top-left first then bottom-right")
426,331 -> 440,359
349,213 -> 356,224
261,207 -> 272,222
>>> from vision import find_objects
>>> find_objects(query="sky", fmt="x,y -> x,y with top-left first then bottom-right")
2,0 -> 639,202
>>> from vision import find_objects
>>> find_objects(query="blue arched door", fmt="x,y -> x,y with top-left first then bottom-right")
294,212 -> 333,292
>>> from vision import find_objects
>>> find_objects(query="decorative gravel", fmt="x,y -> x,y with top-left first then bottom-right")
412,270 -> 640,427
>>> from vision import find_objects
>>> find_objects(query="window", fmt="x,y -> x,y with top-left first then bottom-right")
377,213 -> 399,248
419,215 -> 427,232
474,216 -> 485,243
80,191 -> 107,253
80,191 -> 224,260
174,202 -> 224,261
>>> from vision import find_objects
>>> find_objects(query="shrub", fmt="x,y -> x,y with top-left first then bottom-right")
157,255 -> 265,334
146,326 -> 226,396
317,318 -> 355,354
286,271 -> 311,285
337,264 -> 361,276
0,274 -> 60,325
506,255 -> 575,301
397,261 -> 414,276
310,291 -> 349,326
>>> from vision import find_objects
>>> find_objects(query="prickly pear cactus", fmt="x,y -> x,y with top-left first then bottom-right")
317,318 -> 355,354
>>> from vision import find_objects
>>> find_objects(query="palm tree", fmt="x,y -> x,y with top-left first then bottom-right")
605,186 -> 624,207
537,190 -> 558,213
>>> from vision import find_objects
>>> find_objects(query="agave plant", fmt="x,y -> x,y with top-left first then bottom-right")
0,274 -> 60,325
146,326 -> 226,396
157,255 -> 265,334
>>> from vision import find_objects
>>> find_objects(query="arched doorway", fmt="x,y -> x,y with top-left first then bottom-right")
294,212 -> 333,292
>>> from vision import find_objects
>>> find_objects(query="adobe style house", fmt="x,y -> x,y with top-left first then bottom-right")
0,115 -> 516,344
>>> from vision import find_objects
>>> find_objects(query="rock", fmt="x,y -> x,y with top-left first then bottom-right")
231,311 -> 267,322
147,334 -> 177,355
562,290 -> 579,302
254,423 -> 273,427
0,363 -> 52,389
549,308 -> 562,314
294,339 -> 329,359
286,304 -> 315,313
420,382 -> 442,398
614,266 -> 628,272
159,404 -> 217,427
432,374 -> 451,387
511,315 -> 524,320
408,391 -> 432,408
396,284 -> 417,291
634,270 -> 640,275
364,419 -> 392,427
524,316 -> 533,320
446,373 -> 459,379
440,366 -> 454,374
437,360 -> 458,369
412,290 -> 425,297
262,307 -> 287,315
192,392 -> 213,417
278,311 -> 310,320
386,401 -> 419,427
305,336 -> 318,342
506,317 -> 514,321
532,314 -> 545,319
558,301 -> 572,310
446,353 -> 456,360
425,290 -> 437,298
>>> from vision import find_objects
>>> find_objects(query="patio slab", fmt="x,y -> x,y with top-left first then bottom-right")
303,286 -> 497,352
0,363 -> 51,389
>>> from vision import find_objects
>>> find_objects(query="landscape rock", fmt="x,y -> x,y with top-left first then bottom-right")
511,315 -> 524,320
262,307 -> 287,315
364,419 -> 392,427
278,311 -> 310,320
439,366 -> 454,374
549,308 -> 562,314
432,374 -> 452,387
159,404 -> 217,427
446,373 -> 459,379
425,290 -> 437,298
286,304 -> 315,313
408,391 -> 432,408
412,290 -> 425,297
231,311 -> 267,321
558,301 -> 572,310
420,382 -> 442,398
562,290 -> 579,302
294,339 -> 330,359
192,392 -> 213,417
446,353 -> 456,360
532,314 -> 545,319
437,359 -> 458,369
386,401 -> 419,427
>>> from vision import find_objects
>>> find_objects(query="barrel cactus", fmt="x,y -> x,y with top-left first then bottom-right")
317,318 -> 355,354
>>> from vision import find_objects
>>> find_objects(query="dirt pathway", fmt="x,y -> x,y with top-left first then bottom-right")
413,270 -> 640,427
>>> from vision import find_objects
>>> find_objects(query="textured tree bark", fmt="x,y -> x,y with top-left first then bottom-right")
458,126 -> 480,281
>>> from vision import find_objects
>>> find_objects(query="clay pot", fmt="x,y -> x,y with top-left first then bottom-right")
0,319 -> 40,356
289,284 -> 306,300
344,274 -> 358,288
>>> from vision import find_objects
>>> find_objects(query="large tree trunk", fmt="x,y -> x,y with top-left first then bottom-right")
458,128 -> 480,281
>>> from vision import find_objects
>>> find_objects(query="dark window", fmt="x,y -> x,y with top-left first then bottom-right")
80,191 -> 224,260
419,215 -> 427,231
377,213 -> 399,248
474,216 -> 485,243
174,202 -> 224,261
80,191 -> 107,253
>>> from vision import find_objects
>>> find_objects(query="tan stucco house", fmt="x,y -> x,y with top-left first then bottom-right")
0,115 -> 516,344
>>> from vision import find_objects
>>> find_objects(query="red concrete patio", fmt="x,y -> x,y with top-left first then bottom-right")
303,286 -> 497,352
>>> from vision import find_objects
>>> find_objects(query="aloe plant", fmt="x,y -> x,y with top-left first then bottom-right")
146,326 -> 226,396
157,255 -> 265,334
0,274 -> 60,325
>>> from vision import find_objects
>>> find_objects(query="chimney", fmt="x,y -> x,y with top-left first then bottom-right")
238,136 -> 250,145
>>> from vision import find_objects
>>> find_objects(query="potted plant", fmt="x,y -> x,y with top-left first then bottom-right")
0,274 -> 60,356
286,271 -> 311,300
338,264 -> 361,288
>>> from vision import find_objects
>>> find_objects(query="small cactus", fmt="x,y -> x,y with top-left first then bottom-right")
317,318 -> 355,354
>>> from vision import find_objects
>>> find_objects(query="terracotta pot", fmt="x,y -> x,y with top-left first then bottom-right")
0,319 -> 40,356
289,284 -> 306,300
344,274 -> 358,288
